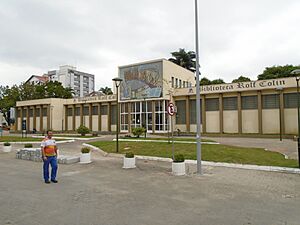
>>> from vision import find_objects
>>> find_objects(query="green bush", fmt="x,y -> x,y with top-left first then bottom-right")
125,152 -> 134,158
173,154 -> 185,163
132,127 -> 146,138
4,142 -> 11,146
81,147 -> 91,154
24,144 -> 33,148
76,125 -> 90,136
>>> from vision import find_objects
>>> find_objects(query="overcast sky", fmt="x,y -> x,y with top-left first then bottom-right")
1,0 -> 299,90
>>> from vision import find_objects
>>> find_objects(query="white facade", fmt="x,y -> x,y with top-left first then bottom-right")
47,65 -> 95,97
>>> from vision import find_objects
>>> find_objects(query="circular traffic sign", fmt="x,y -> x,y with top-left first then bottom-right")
167,103 -> 175,116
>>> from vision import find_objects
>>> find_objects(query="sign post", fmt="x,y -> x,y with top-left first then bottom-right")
167,103 -> 176,160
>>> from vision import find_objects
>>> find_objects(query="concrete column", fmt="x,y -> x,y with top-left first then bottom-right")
47,105 -> 50,131
186,96 -> 190,132
108,103 -> 111,132
98,103 -> 101,131
258,91 -> 262,134
219,94 -> 223,134
279,91 -> 285,135
19,107 -> 23,131
26,106 -> 30,132
65,105 -> 68,131
72,105 -> 76,131
89,103 -> 92,130
16,107 -> 19,131
40,105 -> 43,132
237,92 -> 242,134
201,95 -> 206,133
152,101 -> 155,134
80,104 -> 83,126
33,106 -> 36,130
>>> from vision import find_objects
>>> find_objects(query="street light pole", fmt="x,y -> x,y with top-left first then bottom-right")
291,69 -> 300,168
195,0 -> 202,174
112,77 -> 123,153
297,77 -> 300,168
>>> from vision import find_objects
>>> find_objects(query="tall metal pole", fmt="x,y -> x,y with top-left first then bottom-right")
116,85 -> 119,153
195,0 -> 202,174
297,77 -> 300,168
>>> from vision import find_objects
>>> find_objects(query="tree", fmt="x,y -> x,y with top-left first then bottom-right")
200,77 -> 211,85
99,87 -> 113,95
169,48 -> 196,72
0,81 -> 73,125
232,76 -> 251,83
210,79 -> 225,84
257,65 -> 300,80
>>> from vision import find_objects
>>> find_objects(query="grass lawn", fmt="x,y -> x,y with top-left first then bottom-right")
90,141 -> 298,168
0,136 -> 45,142
121,137 -> 215,142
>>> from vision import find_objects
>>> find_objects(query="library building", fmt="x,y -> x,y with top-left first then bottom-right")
15,59 -> 299,137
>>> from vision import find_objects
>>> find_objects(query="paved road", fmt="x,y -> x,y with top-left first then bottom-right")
0,150 -> 299,225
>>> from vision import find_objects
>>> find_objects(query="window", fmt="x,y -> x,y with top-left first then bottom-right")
75,107 -> 80,116
83,106 -> 89,116
205,98 -> 219,111
262,94 -> 279,109
175,78 -> 178,88
175,100 -> 186,124
183,81 -> 186,88
42,108 -> 47,117
36,108 -> 40,117
67,108 -> 73,116
284,93 -> 299,108
22,109 -> 27,117
242,96 -> 258,110
101,105 -> 108,115
110,105 -> 116,125
179,79 -> 182,88
189,99 -> 202,124
171,77 -> 174,88
223,97 -> 237,110
92,106 -> 98,115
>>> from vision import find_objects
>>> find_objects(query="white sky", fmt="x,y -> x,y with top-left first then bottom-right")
0,0 -> 299,90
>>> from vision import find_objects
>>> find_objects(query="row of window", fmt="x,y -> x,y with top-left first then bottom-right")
17,108 -> 47,117
171,77 -> 192,89
188,93 -> 299,112
175,93 -> 300,124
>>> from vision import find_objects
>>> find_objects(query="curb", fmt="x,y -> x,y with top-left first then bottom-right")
85,144 -> 300,174
82,143 -> 108,156
113,139 -> 219,145
32,135 -> 99,141
0,140 -> 74,145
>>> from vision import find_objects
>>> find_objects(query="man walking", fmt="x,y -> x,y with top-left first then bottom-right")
41,131 -> 58,184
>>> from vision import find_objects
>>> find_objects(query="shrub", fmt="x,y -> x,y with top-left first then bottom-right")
76,125 -> 90,136
24,143 -> 33,148
173,154 -> 185,163
125,152 -> 134,158
4,142 -> 11,146
81,147 -> 91,154
132,127 -> 146,138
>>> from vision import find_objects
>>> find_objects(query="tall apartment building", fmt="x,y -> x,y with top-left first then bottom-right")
26,65 -> 95,97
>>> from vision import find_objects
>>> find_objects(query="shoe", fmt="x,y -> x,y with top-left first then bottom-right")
45,180 -> 50,184
51,180 -> 58,183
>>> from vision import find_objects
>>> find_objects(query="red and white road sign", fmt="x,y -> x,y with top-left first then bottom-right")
167,103 -> 175,116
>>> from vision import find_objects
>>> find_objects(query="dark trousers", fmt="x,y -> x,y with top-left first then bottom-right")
43,156 -> 58,181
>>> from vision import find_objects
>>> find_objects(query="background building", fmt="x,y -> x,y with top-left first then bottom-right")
26,65 -> 95,97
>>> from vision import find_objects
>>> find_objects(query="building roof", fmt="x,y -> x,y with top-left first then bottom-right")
25,75 -> 49,84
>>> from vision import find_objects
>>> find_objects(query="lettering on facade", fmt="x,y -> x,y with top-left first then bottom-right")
73,95 -> 115,103
200,79 -> 286,93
